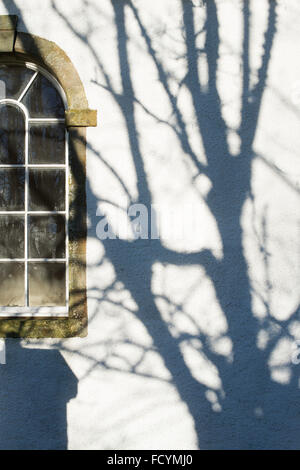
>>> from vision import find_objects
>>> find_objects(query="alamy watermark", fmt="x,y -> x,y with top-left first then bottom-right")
96,203 -> 205,241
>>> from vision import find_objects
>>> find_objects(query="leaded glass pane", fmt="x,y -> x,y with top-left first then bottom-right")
22,74 -> 65,118
29,169 -> 65,211
0,65 -> 34,100
29,124 -> 65,164
0,215 -> 24,258
0,168 -> 25,211
29,262 -> 66,306
0,262 -> 24,306
0,104 -> 25,164
29,215 -> 65,259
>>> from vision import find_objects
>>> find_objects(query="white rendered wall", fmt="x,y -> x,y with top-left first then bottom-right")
0,0 -> 299,450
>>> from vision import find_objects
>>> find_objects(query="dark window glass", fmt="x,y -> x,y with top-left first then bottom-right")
29,215 -> 65,259
29,169 -> 65,211
22,74 -> 65,118
29,124 -> 65,164
0,104 -> 25,164
0,65 -> 34,100
29,262 -> 66,306
0,64 -> 68,309
0,215 -> 24,258
0,262 -> 24,306
0,168 -> 25,211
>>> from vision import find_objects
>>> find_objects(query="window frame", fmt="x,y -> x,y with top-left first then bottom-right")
0,61 -> 69,317
0,23 -> 96,338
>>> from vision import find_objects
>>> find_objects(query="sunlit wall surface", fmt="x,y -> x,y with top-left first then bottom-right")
0,0 -> 299,450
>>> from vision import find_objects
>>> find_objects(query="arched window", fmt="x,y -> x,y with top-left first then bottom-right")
0,16 -> 97,338
0,62 -> 68,315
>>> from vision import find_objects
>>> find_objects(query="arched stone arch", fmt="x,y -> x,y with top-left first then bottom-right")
14,33 -> 97,127
0,15 -> 97,126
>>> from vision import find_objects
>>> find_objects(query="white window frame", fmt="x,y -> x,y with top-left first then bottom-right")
0,62 -> 69,317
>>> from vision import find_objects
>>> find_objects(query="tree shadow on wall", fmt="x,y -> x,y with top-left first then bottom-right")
3,0 -> 300,449
0,340 -> 77,450
55,0 -> 300,449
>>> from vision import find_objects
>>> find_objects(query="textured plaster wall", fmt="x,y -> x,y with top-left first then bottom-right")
0,0 -> 299,450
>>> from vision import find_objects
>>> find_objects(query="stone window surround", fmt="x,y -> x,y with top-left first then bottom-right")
0,15 -> 97,337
